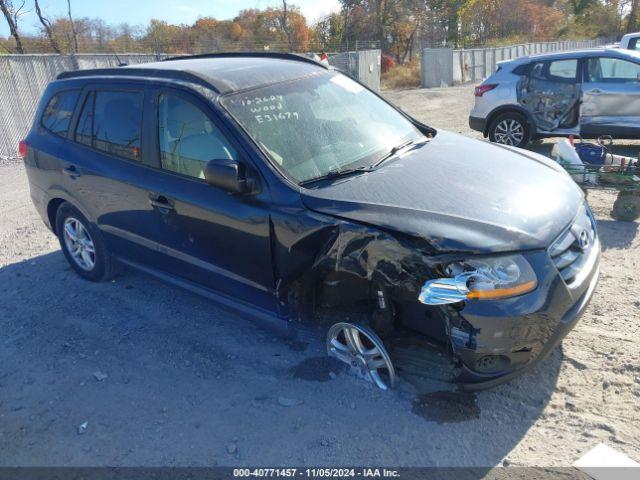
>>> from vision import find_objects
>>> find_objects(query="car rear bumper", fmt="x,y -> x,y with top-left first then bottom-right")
469,115 -> 486,133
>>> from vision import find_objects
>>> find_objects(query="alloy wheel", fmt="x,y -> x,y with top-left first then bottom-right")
326,322 -> 395,390
494,119 -> 524,146
63,217 -> 96,271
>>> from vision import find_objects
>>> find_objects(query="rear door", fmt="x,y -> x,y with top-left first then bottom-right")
64,82 -> 163,265
581,56 -> 640,137
519,58 -> 581,132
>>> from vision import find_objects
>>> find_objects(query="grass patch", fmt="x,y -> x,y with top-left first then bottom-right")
382,61 -> 421,90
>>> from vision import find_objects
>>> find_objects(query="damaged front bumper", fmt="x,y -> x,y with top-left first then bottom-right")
460,260 -> 599,389
413,229 -> 600,389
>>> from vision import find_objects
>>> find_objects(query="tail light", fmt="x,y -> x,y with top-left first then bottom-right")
18,139 -> 28,160
474,84 -> 498,97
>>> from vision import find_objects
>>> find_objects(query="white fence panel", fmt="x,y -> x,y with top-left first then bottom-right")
447,39 -> 606,85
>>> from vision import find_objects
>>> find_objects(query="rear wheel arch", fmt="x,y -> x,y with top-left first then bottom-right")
486,109 -> 533,148
54,201 -> 116,281
47,198 -> 66,235
47,197 -> 95,235
484,106 -> 535,137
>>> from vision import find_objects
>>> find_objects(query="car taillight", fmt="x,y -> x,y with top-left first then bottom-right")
474,84 -> 498,97
18,140 -> 28,160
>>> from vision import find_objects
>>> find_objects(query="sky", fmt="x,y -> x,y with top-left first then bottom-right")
1,0 -> 342,37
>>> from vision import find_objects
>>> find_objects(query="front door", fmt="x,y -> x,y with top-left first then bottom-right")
581,56 -> 640,137
140,87 -> 276,311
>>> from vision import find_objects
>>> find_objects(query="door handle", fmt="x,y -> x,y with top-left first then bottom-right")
586,89 -> 602,95
148,194 -> 174,213
62,165 -> 81,178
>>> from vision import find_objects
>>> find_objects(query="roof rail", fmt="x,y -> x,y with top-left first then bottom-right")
160,51 -> 329,69
56,67 -> 217,91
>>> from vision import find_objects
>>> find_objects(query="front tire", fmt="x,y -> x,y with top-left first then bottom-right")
55,202 -> 115,281
488,112 -> 531,148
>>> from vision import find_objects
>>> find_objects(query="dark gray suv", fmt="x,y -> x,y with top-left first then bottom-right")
22,53 -> 599,390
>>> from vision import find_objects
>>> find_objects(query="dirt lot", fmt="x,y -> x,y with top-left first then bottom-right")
1,85 -> 639,468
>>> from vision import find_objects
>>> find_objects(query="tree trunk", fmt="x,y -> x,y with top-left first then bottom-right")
280,0 -> 294,51
0,0 -> 24,53
67,0 -> 78,53
34,0 -> 61,53
628,0 -> 640,34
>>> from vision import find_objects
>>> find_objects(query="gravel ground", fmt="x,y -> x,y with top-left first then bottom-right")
0,85 -> 638,468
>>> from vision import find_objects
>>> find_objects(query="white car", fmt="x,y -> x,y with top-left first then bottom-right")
469,48 -> 640,148
620,32 -> 640,50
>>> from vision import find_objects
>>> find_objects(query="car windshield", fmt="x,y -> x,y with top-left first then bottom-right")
222,72 -> 424,184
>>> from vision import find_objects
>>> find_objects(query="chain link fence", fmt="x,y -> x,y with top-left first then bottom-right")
0,50 -> 381,160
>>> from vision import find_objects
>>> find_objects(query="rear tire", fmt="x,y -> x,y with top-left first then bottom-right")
488,112 -> 531,148
612,192 -> 640,222
55,202 -> 115,281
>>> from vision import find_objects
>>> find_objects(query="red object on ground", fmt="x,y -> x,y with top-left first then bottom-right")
381,54 -> 396,73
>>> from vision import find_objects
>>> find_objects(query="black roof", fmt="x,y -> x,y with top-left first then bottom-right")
57,52 -> 329,94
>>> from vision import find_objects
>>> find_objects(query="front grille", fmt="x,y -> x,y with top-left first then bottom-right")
549,203 -> 597,286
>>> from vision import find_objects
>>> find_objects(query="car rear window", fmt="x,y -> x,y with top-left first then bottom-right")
74,90 -> 143,161
41,90 -> 80,137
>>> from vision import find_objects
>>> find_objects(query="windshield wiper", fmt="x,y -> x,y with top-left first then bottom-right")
371,138 -> 428,169
299,165 -> 374,187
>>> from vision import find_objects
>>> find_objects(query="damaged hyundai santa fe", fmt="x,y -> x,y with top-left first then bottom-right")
23,53 -> 600,391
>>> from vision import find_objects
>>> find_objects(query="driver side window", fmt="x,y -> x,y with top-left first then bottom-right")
158,93 -> 236,179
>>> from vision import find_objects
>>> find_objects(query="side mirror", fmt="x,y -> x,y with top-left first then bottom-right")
204,159 -> 251,193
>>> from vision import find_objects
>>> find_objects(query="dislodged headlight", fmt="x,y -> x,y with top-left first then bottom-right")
418,255 -> 537,305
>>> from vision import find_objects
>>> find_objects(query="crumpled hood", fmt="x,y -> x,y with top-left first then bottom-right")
301,131 -> 584,254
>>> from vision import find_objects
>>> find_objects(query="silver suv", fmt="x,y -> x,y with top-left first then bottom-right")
469,48 -> 640,148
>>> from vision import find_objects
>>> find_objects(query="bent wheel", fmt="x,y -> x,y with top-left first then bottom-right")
326,322 -> 395,390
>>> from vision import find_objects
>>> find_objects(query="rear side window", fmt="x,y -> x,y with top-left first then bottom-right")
548,59 -> 578,79
74,90 -> 143,161
530,59 -> 578,82
41,90 -> 80,137
512,64 -> 529,75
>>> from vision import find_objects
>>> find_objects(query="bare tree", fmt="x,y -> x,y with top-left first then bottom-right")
67,0 -> 78,53
34,0 -> 61,53
0,0 -> 25,53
